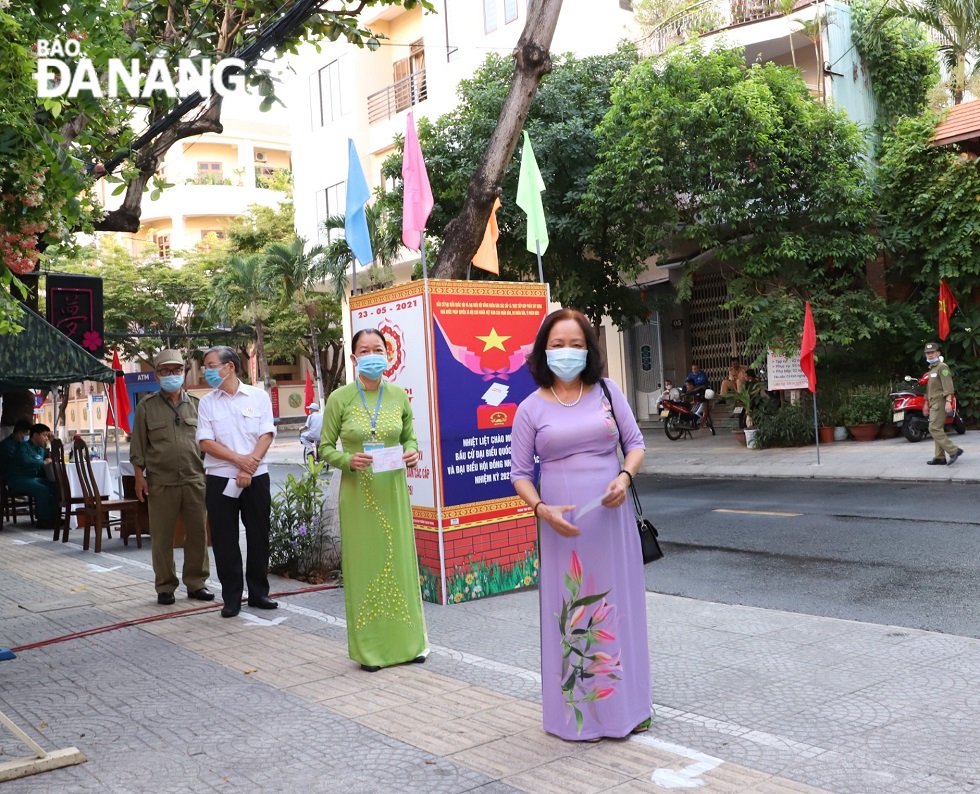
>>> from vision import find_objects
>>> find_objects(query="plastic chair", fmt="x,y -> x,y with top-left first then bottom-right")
71,437 -> 141,552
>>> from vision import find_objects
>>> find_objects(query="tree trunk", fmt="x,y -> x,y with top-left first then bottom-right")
307,309 -> 325,405
321,340 -> 346,396
431,0 -> 564,279
254,320 -> 271,387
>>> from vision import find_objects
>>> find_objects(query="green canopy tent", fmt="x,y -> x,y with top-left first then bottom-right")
0,307 -> 115,391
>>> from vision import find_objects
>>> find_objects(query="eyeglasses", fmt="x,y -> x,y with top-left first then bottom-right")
157,368 -> 183,376
203,363 -> 225,371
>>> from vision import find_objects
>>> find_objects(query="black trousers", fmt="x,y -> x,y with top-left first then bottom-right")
205,473 -> 271,605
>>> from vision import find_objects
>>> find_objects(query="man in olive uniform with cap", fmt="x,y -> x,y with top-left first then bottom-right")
130,349 -> 213,604
923,342 -> 964,466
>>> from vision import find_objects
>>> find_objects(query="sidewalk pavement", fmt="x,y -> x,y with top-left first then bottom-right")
2,514 -> 978,793
635,420 -> 980,484
1,425 -> 977,792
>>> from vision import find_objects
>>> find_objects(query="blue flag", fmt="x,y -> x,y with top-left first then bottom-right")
345,139 -> 374,266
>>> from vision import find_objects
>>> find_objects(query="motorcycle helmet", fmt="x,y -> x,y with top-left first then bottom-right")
704,389 -> 716,400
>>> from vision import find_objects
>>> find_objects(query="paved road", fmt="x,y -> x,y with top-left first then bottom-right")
636,476 -> 980,639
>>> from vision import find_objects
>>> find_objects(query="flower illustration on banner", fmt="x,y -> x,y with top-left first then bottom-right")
81,330 -> 102,351
557,550 -> 621,734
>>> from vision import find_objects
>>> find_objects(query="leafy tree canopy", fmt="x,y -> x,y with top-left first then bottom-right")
1,0 -> 429,332
378,44 -> 645,327
582,42 -> 885,351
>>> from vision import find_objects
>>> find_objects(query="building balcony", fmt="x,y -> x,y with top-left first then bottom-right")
138,182 -> 286,225
367,69 -> 428,124
641,0 -> 818,57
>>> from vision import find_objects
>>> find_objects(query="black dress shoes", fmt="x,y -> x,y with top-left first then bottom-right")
949,449 -> 964,465
188,588 -> 215,601
247,596 -> 278,610
926,458 -> 947,465
157,592 -> 175,605
360,664 -> 381,673
220,603 -> 241,618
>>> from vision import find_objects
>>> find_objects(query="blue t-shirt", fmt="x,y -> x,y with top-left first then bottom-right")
687,371 -> 709,388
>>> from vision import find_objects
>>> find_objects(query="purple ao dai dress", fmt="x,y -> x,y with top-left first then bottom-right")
510,378 -> 652,740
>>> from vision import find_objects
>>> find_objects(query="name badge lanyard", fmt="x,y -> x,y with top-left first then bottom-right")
355,379 -> 385,441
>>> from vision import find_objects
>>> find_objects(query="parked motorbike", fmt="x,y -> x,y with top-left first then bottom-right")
891,374 -> 967,443
657,389 -> 716,440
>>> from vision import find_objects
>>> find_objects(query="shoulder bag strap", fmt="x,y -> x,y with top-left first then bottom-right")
597,378 -> 645,516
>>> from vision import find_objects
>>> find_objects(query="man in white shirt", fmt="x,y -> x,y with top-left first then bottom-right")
196,346 -> 277,618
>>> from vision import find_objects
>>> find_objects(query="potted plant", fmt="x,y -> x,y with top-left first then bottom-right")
842,390 -> 887,441
817,396 -> 842,444
730,383 -> 760,448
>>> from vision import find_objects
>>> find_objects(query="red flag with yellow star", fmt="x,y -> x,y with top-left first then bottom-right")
939,279 -> 957,341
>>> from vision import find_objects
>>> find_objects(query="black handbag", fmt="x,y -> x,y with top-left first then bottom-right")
598,379 -> 664,564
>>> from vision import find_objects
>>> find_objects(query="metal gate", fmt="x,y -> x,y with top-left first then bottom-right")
625,313 -> 663,421
688,272 -> 755,388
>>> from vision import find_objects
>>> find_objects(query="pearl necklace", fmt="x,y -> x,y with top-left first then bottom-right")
550,382 -> 584,407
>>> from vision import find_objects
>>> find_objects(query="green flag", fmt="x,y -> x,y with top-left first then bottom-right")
516,131 -> 549,255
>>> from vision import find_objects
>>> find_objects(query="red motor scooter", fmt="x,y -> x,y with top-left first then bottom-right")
657,389 -> 716,440
891,373 -> 967,442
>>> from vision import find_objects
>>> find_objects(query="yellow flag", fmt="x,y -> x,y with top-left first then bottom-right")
472,198 -> 502,275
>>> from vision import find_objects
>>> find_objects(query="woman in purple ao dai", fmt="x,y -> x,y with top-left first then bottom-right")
511,308 -> 652,741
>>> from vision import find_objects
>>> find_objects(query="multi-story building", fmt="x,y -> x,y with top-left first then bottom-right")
96,109 -> 292,259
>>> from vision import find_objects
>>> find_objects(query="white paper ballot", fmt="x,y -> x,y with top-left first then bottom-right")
223,480 -> 243,498
572,493 -> 608,523
369,444 -> 405,472
482,383 -> 510,407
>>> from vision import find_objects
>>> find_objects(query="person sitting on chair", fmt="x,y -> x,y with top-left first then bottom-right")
7,423 -> 57,529
719,358 -> 747,402
0,419 -> 32,478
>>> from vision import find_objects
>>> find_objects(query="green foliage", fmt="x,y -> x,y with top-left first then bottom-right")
583,42 -> 884,352
852,0 -> 939,134
269,462 -> 339,583
755,398 -> 816,448
229,201 -> 296,254
377,44 -> 647,327
320,203 -> 403,300
0,0 -> 422,331
842,388 -> 890,425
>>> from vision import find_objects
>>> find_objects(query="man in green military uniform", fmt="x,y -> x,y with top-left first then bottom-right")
923,342 -> 964,466
129,349 -> 213,604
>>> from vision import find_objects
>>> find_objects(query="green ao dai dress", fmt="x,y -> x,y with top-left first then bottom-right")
320,379 -> 428,668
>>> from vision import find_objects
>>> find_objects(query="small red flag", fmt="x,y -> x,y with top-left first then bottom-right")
108,349 -> 132,434
939,279 -> 958,341
303,371 -> 315,415
800,302 -> 817,393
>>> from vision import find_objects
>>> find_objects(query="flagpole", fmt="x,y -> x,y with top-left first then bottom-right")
466,262 -> 471,281
812,392 -> 820,465
420,232 -> 428,283
351,257 -> 357,296
535,240 -> 544,283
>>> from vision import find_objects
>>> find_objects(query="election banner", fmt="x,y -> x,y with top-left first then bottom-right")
350,280 -> 549,604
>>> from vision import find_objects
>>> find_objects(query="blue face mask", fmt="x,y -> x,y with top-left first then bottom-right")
926,356 -> 940,365
546,348 -> 588,382
204,366 -> 226,388
159,375 -> 184,393
357,354 -> 388,380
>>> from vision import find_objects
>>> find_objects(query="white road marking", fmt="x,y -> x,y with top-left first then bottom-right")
9,540 -> 36,545
632,733 -> 722,788
713,508 -> 802,517
86,564 -> 122,572
240,613 -> 288,627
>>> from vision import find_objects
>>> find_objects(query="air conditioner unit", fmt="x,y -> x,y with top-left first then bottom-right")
254,151 -> 267,162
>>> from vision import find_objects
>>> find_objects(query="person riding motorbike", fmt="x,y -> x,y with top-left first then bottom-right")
300,402 -> 323,463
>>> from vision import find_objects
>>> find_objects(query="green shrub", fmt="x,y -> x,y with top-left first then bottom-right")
269,460 -> 339,584
755,399 -> 815,448
842,388 -> 889,425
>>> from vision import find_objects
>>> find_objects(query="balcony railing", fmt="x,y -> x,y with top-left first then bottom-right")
367,69 -> 428,124
641,0 -> 783,56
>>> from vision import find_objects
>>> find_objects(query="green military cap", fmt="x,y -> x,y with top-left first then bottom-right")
924,342 -> 940,354
154,349 -> 185,368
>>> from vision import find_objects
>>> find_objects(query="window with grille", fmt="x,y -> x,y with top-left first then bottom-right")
157,234 -> 170,259
315,182 -> 347,244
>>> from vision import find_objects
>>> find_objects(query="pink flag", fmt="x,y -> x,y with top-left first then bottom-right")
402,112 -> 433,251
